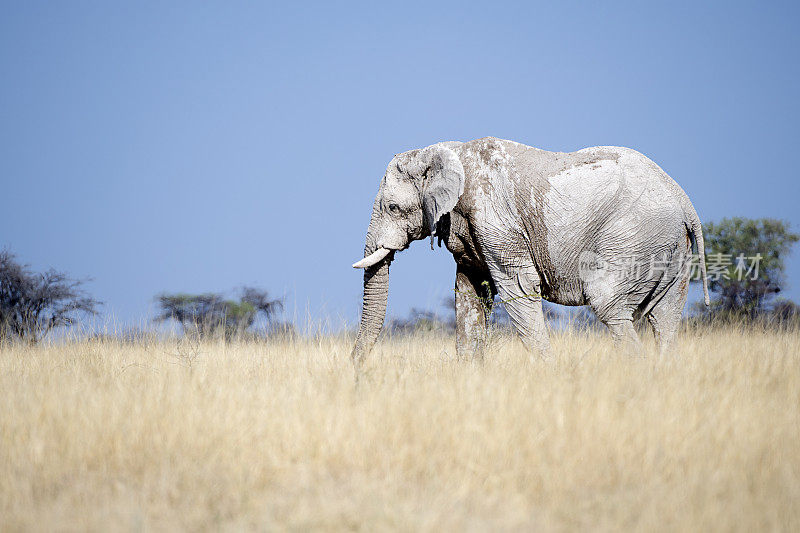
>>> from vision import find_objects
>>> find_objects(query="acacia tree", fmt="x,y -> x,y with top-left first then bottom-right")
0,250 -> 100,343
700,217 -> 799,317
155,287 -> 282,339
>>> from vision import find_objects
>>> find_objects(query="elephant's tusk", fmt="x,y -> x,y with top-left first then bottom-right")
352,248 -> 391,269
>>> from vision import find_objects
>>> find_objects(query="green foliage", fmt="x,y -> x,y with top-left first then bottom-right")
156,287 -> 282,340
700,217 -> 798,318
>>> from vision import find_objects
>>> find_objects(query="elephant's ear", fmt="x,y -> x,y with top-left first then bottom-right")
421,145 -> 465,236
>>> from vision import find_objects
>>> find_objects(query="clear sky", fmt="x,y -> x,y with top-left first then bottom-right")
2,1 -> 799,330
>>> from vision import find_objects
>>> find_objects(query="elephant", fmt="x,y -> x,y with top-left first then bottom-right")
351,137 -> 710,363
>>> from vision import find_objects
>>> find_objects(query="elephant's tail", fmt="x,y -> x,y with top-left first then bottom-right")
686,209 -> 711,307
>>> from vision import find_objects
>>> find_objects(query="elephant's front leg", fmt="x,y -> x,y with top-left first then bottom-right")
493,266 -> 552,360
454,265 -> 493,360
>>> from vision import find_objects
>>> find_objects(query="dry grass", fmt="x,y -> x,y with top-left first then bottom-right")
1,326 -> 799,531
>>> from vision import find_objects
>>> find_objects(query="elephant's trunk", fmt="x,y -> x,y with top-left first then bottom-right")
351,256 -> 391,364
351,208 -> 394,364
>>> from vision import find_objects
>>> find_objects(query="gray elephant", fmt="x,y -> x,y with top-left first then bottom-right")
351,137 -> 710,362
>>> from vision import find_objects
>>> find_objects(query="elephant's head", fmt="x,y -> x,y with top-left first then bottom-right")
351,142 -> 465,363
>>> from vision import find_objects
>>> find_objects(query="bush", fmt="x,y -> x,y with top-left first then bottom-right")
0,249 -> 100,343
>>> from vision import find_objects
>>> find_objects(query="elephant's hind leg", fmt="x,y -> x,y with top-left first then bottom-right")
602,317 -> 643,354
646,274 -> 689,355
585,277 -> 643,354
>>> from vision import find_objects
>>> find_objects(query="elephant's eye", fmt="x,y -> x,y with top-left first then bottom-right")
388,203 -> 401,214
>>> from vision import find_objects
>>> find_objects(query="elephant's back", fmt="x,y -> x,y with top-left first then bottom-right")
538,145 -> 684,221
495,139 -> 689,241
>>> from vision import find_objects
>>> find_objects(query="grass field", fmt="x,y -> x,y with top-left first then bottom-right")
1,325 -> 799,531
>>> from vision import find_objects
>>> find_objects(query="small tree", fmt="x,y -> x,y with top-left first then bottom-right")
155,287 -> 282,339
0,250 -> 100,343
387,307 -> 455,335
700,217 -> 799,317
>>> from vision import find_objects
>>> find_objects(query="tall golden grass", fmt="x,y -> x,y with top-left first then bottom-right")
1,325 -> 799,531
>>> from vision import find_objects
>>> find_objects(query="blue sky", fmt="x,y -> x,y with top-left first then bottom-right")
1,1 -> 799,330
